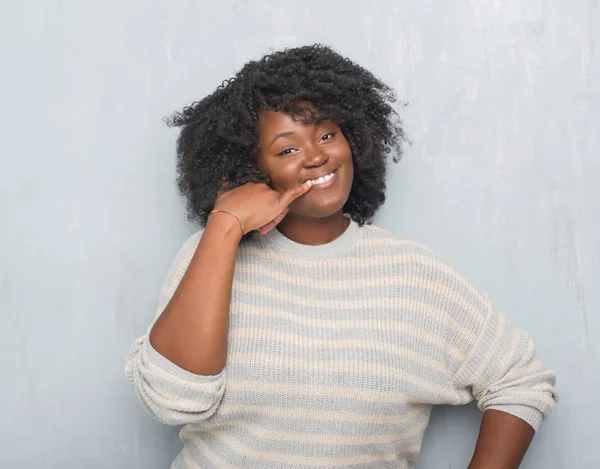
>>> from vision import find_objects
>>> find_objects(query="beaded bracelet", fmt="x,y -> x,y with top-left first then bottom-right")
208,209 -> 245,234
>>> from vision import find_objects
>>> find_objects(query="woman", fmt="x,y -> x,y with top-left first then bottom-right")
125,44 -> 557,469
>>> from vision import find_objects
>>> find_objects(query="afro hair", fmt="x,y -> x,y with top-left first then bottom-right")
166,44 -> 405,233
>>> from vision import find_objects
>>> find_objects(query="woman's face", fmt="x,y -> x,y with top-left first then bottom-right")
256,108 -> 354,219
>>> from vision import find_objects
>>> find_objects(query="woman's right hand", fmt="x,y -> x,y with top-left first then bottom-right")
212,181 -> 313,235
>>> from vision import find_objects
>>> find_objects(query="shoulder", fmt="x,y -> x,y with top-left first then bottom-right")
358,222 -> 489,312
161,229 -> 204,289
357,222 -> 438,258
181,229 -> 204,252
173,229 -> 204,265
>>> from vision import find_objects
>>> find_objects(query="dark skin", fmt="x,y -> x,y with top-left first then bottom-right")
256,108 -> 353,245
468,410 -> 535,469
150,107 -> 534,469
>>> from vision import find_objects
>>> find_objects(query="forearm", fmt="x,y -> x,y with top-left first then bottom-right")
149,214 -> 242,375
467,409 -> 535,469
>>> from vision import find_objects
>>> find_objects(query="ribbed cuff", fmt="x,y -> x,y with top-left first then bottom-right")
145,339 -> 225,383
485,405 -> 545,432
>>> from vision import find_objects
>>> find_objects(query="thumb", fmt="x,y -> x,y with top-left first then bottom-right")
278,181 -> 312,208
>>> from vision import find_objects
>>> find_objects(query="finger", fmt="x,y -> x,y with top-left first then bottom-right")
270,208 -> 289,228
278,181 -> 312,208
259,220 -> 277,235
259,207 -> 290,235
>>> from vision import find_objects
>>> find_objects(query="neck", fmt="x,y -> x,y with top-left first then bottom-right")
276,211 -> 350,246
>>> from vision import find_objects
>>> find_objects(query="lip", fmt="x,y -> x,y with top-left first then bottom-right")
303,169 -> 337,184
306,170 -> 338,190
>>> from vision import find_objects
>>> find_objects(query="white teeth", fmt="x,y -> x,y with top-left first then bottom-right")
308,172 -> 334,185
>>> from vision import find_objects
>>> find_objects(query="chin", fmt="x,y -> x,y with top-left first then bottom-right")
293,196 -> 349,219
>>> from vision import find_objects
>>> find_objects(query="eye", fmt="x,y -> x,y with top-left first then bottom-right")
276,147 -> 297,157
319,132 -> 337,142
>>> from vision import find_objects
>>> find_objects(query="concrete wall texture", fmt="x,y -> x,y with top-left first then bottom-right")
1,1 -> 598,467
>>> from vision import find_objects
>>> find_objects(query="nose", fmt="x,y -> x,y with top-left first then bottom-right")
303,143 -> 328,168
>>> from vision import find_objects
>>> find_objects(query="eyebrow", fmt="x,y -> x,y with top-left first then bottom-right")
269,131 -> 296,148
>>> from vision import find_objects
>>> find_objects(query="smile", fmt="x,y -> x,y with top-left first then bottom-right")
306,171 -> 337,189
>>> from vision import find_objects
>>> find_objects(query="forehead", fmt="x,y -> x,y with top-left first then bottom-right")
257,109 -> 300,131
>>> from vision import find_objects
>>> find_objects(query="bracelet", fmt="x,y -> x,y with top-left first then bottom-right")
208,209 -> 245,234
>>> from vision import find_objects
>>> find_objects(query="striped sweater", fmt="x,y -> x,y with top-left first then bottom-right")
125,217 -> 557,469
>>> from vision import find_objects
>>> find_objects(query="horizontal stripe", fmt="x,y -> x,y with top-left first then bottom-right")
225,379 -> 469,406
214,431 -> 400,467
357,235 -> 416,246
240,246 -> 482,295
236,261 -> 454,290
235,264 -> 485,311
200,418 -> 428,446
227,352 -> 459,401
189,435 -> 421,469
228,327 -> 450,376
234,303 -> 469,363
187,436 -> 236,469
216,403 -> 430,426
235,283 -> 480,341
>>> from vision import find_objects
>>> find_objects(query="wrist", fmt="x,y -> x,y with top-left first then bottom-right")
206,212 -> 245,242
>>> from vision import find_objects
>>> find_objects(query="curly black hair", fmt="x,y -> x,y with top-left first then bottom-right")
166,44 -> 405,233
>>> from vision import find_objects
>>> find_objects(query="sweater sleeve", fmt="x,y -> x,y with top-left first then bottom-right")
408,242 -> 558,432
124,230 -> 226,426
450,298 -> 557,432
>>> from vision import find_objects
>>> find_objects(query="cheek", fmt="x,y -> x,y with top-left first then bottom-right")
339,143 -> 354,176
266,162 -> 301,190
335,138 -> 353,163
